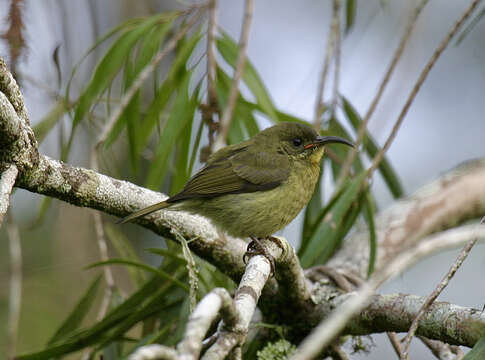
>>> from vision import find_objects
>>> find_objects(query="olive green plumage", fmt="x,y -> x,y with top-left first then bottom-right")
118,122 -> 353,238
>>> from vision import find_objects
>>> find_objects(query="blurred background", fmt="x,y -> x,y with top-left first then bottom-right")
1,0 -> 484,358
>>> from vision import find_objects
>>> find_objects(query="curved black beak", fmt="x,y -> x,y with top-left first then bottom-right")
305,135 -> 354,149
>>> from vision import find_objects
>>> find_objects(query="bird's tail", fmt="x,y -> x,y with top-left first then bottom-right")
117,201 -> 171,224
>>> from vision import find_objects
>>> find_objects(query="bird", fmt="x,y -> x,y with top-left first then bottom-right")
118,122 -> 353,267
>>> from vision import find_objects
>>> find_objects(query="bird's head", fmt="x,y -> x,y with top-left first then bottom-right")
255,122 -> 354,164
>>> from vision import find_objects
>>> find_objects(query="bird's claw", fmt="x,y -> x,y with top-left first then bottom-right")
243,237 -> 276,277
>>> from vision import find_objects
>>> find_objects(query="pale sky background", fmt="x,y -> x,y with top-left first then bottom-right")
1,0 -> 485,358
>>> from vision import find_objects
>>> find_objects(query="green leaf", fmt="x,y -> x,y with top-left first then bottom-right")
171,119 -> 194,194
301,167 -> 324,247
215,67 -> 260,143
96,295 -> 185,350
298,181 -> 348,257
464,336 -> 485,360
33,100 -> 69,144
137,31 -> 202,154
47,276 -> 102,345
328,117 -> 364,179
103,19 -> 174,151
341,96 -> 404,198
362,191 -> 377,277
345,0 -> 357,34
299,171 -> 367,267
27,197 -> 53,229
145,71 -> 198,189
188,119 -> 205,175
86,259 -> 189,292
146,247 -> 187,265
73,15 -> 163,131
216,32 -> 279,123
16,270 -> 174,359
104,224 -> 146,286
456,6 -> 485,46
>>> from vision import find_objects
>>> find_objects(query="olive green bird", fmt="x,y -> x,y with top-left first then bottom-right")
118,122 -> 352,244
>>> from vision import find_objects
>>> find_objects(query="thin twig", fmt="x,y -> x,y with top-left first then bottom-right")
313,3 -> 337,130
0,164 -> 19,227
174,230 -> 199,312
367,0 -> 479,175
337,0 -> 430,185
96,7 -> 204,148
330,0 -> 342,118
90,150 -> 115,320
387,332 -> 403,358
330,344 -> 350,360
206,0 -> 218,106
400,217 -> 484,359
6,212 -> 22,360
418,336 -> 465,360
212,0 -> 253,152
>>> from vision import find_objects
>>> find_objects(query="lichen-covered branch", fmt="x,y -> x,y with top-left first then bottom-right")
131,254 -> 271,360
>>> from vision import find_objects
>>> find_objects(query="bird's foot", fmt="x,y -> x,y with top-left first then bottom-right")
243,237 -> 276,276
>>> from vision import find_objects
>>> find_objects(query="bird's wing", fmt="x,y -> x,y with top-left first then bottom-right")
230,150 -> 290,185
166,148 -> 289,203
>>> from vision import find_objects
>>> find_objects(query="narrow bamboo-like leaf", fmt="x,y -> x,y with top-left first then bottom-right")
328,117 -> 363,180
27,197 -> 52,229
301,167 -> 324,246
96,290 -> 185,350
103,19 -> 174,150
73,15 -> 163,130
137,31 -> 202,153
146,248 -> 187,264
299,171 -> 366,267
216,32 -> 279,122
171,81 -> 202,193
65,17 -> 144,103
298,181 -> 348,257
104,224 -> 146,286
146,72 -> 198,189
47,276 -> 102,345
33,100 -> 69,143
456,6 -> 485,46
341,96 -> 404,198
464,336 -> 485,360
16,270 -> 174,359
188,119 -> 205,175
362,191 -> 377,277
215,67 -> 259,143
171,120 -> 194,194
86,259 -> 189,292
345,0 -> 357,34
124,60 -> 142,170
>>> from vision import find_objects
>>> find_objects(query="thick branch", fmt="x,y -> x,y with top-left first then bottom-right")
334,293 -> 485,347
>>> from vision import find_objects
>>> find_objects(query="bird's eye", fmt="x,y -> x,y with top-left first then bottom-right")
292,138 -> 303,147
